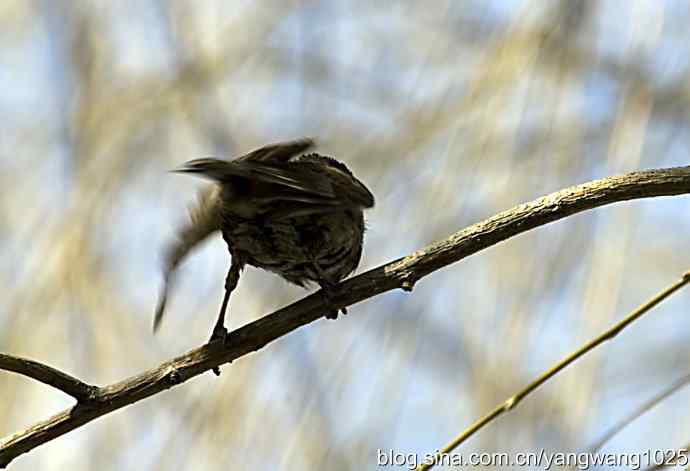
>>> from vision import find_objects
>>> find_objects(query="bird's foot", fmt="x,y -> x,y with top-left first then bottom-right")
320,281 -> 346,320
208,325 -> 229,376
209,325 -> 229,344
325,306 -> 347,320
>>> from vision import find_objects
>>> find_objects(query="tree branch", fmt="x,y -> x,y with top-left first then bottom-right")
0,354 -> 98,402
588,372 -> 690,453
416,270 -> 690,471
2,166 -> 690,467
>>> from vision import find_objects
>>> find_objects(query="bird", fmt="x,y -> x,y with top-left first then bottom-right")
153,138 -> 375,347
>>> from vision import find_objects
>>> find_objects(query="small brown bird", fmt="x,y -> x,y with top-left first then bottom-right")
154,138 -> 374,345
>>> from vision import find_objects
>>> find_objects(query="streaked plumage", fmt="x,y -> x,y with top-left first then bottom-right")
154,138 -> 374,342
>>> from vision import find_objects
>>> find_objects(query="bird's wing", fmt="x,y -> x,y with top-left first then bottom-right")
174,159 -> 338,201
267,203 -> 358,220
235,138 -> 335,197
245,162 -> 336,198
237,138 -> 315,163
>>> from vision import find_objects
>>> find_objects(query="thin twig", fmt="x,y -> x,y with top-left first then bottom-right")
0,354 -> 98,402
416,270 -> 690,471
588,372 -> 690,453
1,166 -> 690,468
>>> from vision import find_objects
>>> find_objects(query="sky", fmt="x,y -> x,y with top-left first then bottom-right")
2,1 -> 690,470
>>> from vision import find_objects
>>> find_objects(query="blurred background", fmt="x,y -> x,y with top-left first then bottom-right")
2,1 -> 690,469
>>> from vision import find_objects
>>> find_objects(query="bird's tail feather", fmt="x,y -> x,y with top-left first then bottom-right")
153,186 -> 222,332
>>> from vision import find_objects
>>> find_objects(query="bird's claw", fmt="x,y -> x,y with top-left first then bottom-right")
320,281 -> 346,320
209,325 -> 229,344
209,326 -> 229,376
325,306 -> 347,320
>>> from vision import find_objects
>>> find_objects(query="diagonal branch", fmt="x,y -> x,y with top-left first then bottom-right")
416,270 -> 690,471
0,354 -> 98,402
2,166 -> 690,468
588,372 -> 690,453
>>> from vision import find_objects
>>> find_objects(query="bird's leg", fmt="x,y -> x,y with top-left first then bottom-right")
210,259 -> 242,343
311,258 -> 339,319
209,260 -> 242,376
317,276 -> 347,320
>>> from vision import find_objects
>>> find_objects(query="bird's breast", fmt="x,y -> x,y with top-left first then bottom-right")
219,209 -> 364,285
